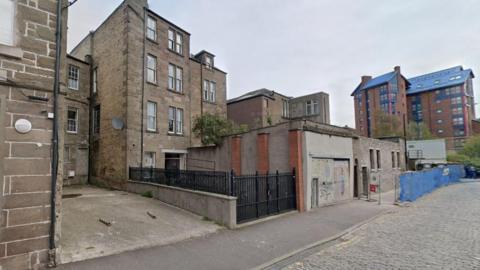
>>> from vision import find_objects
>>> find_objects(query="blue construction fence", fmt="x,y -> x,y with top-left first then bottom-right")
399,165 -> 465,202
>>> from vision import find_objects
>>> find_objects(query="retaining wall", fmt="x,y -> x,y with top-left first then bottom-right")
399,165 -> 464,202
127,181 -> 237,228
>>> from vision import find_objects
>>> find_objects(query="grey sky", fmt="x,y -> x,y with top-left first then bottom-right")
67,0 -> 480,127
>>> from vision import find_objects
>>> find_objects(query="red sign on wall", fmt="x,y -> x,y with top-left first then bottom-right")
370,184 -> 377,193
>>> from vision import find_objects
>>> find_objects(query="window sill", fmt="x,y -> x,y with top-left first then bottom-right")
146,129 -> 158,134
167,132 -> 184,137
203,100 -> 216,105
67,131 -> 78,135
146,81 -> 158,86
147,38 -> 158,45
0,44 -> 23,59
167,48 -> 184,58
167,89 -> 184,95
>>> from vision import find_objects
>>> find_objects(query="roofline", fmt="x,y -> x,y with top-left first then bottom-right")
406,82 -> 466,96
227,93 -> 275,105
408,65 -> 463,81
194,50 -> 215,58
66,54 -> 90,65
189,57 -> 227,74
147,8 -> 191,36
69,32 -> 93,55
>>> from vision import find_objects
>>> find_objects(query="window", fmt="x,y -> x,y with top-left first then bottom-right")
64,146 -> 71,163
369,149 -> 375,170
146,55 -> 157,83
282,99 -> 289,118
454,129 -> 465,137
451,96 -> 462,105
168,64 -> 183,92
67,108 -> 78,133
306,100 -> 319,116
168,29 -> 183,55
452,107 -> 463,115
92,68 -> 98,94
168,29 -> 175,50
147,101 -> 157,131
391,152 -> 395,169
68,65 -> 79,90
144,152 -> 156,168
453,117 -> 464,126
397,152 -> 400,168
205,55 -> 213,69
176,108 -> 183,134
0,0 -> 15,46
437,129 -> 444,134
203,80 -> 216,102
93,105 -> 100,134
168,107 -> 183,135
146,16 -> 157,41
376,150 -> 381,169
436,119 -> 443,124
436,109 -> 443,114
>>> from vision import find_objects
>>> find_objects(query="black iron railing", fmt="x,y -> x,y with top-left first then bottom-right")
129,167 -> 231,195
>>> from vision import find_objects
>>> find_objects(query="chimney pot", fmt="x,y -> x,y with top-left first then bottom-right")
394,66 -> 401,72
361,76 -> 372,83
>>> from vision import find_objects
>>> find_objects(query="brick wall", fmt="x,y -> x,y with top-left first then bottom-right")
0,0 -> 68,268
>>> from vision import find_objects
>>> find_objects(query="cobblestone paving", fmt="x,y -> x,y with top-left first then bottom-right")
283,181 -> 480,270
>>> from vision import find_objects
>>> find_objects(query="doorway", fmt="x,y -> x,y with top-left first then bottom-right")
311,178 -> 319,208
353,159 -> 359,198
361,166 -> 368,197
165,153 -> 181,170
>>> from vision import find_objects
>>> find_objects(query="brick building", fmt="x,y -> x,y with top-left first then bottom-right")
351,66 -> 410,138
227,88 -> 330,129
69,0 -> 227,189
407,66 -> 475,151
0,0 -> 68,268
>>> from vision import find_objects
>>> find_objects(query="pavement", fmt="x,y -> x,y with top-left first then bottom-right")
59,186 -> 220,264
280,180 -> 480,270
58,194 -> 394,270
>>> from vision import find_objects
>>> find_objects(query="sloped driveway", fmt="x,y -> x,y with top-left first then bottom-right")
59,185 -> 220,264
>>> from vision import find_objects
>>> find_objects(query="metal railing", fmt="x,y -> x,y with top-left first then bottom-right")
129,167 -> 231,195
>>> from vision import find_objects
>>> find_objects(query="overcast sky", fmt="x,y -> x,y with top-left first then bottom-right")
67,0 -> 480,127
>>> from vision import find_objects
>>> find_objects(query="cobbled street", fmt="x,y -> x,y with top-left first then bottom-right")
283,181 -> 480,270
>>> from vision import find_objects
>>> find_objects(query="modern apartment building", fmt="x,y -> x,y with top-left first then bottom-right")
407,66 -> 475,151
351,66 -> 410,138
69,0 -> 227,188
227,88 -> 330,129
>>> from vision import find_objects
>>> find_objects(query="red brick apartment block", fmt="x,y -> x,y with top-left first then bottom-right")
288,129 -> 305,212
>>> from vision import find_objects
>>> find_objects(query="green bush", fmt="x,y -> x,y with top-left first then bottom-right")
192,113 -> 248,146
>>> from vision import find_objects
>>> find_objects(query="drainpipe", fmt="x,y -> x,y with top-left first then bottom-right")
48,0 -> 62,266
140,7 -> 147,176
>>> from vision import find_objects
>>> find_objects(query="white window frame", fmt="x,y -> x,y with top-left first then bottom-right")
67,108 -> 79,134
146,54 -> 157,84
0,0 -> 15,46
168,29 -> 183,55
92,68 -> 97,94
176,108 -> 183,135
305,100 -> 318,116
168,107 -> 175,133
68,65 -> 80,90
147,101 -> 157,132
209,81 -> 216,102
144,152 -> 156,168
205,56 -> 213,69
203,80 -> 209,101
146,16 -> 157,41
175,32 -> 183,54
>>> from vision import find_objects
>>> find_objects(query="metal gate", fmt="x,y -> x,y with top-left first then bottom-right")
233,169 -> 297,223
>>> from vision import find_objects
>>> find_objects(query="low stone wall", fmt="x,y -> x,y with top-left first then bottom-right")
127,181 -> 237,229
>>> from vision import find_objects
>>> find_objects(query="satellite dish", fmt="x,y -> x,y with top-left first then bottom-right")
112,117 -> 124,130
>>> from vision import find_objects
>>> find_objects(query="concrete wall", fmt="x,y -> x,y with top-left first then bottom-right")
303,131 -> 354,211
289,92 -> 330,124
127,181 -> 237,228
0,0 -> 68,268
352,136 -> 406,195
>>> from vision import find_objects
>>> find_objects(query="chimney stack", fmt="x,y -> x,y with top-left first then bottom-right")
361,75 -> 372,83
394,66 -> 401,72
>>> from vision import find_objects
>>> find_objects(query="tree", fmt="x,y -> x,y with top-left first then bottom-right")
372,110 -> 403,138
447,136 -> 480,167
406,122 -> 436,140
192,113 -> 248,146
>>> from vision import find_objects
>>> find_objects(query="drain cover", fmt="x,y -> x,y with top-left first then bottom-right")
62,193 -> 82,199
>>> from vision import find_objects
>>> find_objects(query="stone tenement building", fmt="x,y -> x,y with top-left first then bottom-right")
407,66 -> 475,151
227,88 -> 330,129
69,0 -> 227,188
351,66 -> 410,138
0,0 -> 68,269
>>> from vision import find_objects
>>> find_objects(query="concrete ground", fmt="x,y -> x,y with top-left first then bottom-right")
59,196 -> 394,270
282,180 -> 480,270
59,185 -> 220,264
